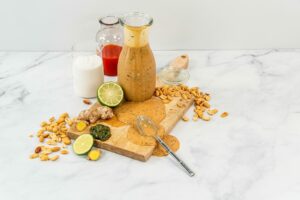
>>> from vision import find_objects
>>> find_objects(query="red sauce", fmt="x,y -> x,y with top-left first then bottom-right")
101,44 -> 122,76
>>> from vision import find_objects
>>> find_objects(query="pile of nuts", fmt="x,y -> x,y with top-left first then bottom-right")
154,84 -> 228,122
29,113 -> 73,161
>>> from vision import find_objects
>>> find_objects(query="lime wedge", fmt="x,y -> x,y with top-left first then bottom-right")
73,134 -> 94,155
97,82 -> 124,107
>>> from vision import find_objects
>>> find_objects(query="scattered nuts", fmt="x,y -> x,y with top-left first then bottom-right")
203,101 -> 210,108
60,112 -> 69,118
51,147 -> 61,152
62,137 -> 71,145
83,99 -> 92,105
221,112 -> 229,118
201,115 -> 211,121
34,146 -> 42,153
39,136 -> 44,143
40,121 -> 48,127
192,114 -> 198,121
166,96 -> 173,101
49,116 -> 55,122
159,95 -> 167,100
56,117 -> 65,124
46,140 -> 57,146
155,90 -> 160,96
65,118 -> 73,126
196,110 -> 203,118
39,154 -> 49,161
60,149 -> 69,155
41,146 -> 52,154
30,153 -> 39,159
182,94 -> 188,100
50,155 -> 59,161
154,84 -> 223,122
52,127 -> 58,133
207,109 -> 218,116
30,112 -> 73,162
162,99 -> 170,104
204,95 -> 211,101
182,115 -> 189,122
42,150 -> 52,155
37,129 -> 44,136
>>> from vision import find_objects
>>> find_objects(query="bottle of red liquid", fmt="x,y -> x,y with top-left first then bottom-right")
101,44 -> 122,76
96,16 -> 123,76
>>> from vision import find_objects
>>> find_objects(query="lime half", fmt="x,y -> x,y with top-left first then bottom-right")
73,134 -> 94,155
97,82 -> 124,107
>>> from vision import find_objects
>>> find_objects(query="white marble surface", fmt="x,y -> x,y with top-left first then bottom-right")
1,50 -> 300,200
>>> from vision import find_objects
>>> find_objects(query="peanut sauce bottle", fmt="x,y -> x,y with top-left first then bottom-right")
117,12 -> 156,102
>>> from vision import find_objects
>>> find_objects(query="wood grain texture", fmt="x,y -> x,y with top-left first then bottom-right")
68,97 -> 193,161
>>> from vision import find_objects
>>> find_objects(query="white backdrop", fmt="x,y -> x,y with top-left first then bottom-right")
1,0 -> 300,51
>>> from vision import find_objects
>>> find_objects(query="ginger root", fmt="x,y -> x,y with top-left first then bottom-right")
78,104 -> 114,124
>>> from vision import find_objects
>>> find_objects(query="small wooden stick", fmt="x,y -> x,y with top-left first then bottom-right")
169,54 -> 189,69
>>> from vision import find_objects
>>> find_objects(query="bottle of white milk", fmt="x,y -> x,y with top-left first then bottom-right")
73,55 -> 104,98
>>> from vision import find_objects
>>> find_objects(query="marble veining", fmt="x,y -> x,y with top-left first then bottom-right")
0,50 -> 300,200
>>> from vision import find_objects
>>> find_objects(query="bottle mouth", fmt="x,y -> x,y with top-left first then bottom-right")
120,12 -> 153,27
99,16 -> 120,26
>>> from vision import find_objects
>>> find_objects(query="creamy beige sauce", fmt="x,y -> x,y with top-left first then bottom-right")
114,97 -> 166,125
152,134 -> 180,157
99,98 -> 180,154
114,97 -> 166,146
118,44 -> 156,102
127,125 -> 165,146
117,25 -> 156,102
98,116 -> 125,127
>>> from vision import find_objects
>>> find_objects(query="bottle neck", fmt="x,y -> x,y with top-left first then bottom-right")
99,16 -> 120,28
123,25 -> 149,48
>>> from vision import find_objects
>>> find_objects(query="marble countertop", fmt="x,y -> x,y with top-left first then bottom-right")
1,50 -> 300,200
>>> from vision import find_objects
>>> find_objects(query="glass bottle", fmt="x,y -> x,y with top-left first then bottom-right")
96,16 -> 123,76
117,12 -> 156,102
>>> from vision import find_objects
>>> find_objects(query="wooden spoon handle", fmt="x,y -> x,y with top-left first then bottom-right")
169,54 -> 189,69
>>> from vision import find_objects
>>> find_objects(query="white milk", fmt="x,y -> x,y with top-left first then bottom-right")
72,55 -> 103,98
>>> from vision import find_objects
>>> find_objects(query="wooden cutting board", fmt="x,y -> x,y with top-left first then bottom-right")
67,96 -> 193,162
68,56 -> 192,161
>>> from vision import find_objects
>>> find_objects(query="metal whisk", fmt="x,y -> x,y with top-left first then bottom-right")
136,115 -> 195,177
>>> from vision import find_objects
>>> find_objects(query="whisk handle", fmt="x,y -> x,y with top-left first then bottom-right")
155,136 -> 195,177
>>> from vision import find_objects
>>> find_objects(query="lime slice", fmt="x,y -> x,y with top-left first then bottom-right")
97,82 -> 124,107
73,134 -> 94,155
